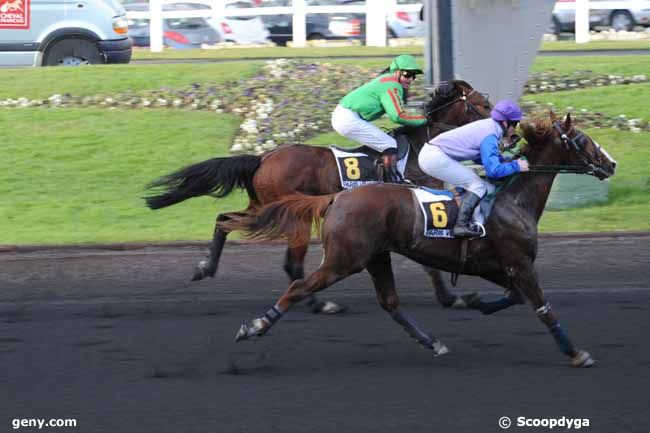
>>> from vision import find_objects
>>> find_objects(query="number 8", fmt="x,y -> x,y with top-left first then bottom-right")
344,158 -> 361,180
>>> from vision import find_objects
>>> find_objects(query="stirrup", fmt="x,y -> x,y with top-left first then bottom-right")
471,222 -> 486,238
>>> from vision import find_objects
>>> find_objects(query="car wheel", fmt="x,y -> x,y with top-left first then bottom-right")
307,33 -> 326,41
610,10 -> 634,31
43,39 -> 103,66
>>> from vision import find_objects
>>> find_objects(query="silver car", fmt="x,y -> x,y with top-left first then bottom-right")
551,0 -> 650,33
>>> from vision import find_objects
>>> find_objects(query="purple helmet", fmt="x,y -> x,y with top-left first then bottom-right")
491,99 -> 523,122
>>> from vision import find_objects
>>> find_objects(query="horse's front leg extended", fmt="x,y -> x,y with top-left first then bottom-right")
509,264 -> 595,368
369,253 -> 449,356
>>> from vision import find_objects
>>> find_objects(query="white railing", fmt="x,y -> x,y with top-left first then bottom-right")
125,0 -> 423,52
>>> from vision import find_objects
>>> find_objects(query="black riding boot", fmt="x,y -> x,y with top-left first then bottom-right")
453,191 -> 483,238
378,148 -> 403,183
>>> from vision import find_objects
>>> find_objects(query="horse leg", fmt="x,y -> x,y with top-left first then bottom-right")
283,243 -> 347,315
422,266 -> 478,309
508,264 -> 595,368
192,211 -> 246,281
369,253 -> 449,356
234,264 -> 350,342
460,273 -> 526,315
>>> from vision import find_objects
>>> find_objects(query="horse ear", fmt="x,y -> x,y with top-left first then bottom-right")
549,110 -> 558,122
564,112 -> 573,130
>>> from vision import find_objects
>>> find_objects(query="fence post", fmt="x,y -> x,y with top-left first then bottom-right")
292,0 -> 306,47
150,0 -> 163,52
575,0 -> 590,43
366,0 -> 389,46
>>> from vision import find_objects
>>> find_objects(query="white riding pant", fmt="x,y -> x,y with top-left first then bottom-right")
331,104 -> 397,153
418,144 -> 488,198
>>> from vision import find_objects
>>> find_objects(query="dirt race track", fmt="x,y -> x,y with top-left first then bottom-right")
1,234 -> 649,433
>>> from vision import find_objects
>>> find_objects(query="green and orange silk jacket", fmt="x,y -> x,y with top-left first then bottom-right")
339,74 -> 426,127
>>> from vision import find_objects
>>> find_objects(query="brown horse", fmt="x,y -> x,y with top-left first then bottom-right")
145,80 -> 491,312
224,112 -> 617,367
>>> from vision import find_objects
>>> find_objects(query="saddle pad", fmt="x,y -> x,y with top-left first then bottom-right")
413,188 -> 458,238
331,147 -> 379,190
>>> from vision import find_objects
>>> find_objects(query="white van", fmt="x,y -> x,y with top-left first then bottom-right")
0,0 -> 132,66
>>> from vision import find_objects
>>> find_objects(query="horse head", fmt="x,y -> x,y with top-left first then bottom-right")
425,80 -> 492,127
520,112 -> 617,180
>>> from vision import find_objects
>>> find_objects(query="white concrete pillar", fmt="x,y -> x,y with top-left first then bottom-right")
575,0 -> 590,43
292,0 -> 307,47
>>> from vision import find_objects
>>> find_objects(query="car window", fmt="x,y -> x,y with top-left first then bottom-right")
127,18 -> 149,28
166,17 -> 210,29
226,1 -> 258,20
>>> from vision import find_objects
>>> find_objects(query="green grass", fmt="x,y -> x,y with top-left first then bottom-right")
523,82 -> 650,120
131,45 -> 424,60
0,63 -> 262,100
530,55 -> 650,75
0,108 -> 246,244
540,40 -> 650,51
539,129 -> 650,232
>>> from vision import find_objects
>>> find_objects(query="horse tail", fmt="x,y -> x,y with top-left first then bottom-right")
144,155 -> 261,210
220,193 -> 336,247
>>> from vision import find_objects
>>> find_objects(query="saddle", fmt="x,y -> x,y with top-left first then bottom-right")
332,133 -> 411,162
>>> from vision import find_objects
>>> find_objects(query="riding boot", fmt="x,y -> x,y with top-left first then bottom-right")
378,148 -> 403,183
453,191 -> 483,238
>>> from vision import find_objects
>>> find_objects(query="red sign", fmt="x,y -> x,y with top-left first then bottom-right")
0,0 -> 30,29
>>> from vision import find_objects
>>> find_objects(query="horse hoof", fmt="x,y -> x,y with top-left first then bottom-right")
311,301 -> 347,315
432,340 -> 450,356
571,350 -> 596,368
191,261 -> 209,281
234,318 -> 269,342
458,293 -> 481,309
234,324 -> 250,342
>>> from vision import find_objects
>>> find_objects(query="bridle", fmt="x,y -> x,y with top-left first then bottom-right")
520,121 -> 607,175
424,86 -> 489,141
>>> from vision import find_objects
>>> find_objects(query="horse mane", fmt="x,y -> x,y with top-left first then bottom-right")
521,118 -> 553,145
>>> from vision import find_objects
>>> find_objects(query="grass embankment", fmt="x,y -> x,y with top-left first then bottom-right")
1,108 -> 244,244
0,54 -> 648,244
0,63 -> 262,100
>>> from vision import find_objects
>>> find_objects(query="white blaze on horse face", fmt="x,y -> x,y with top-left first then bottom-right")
594,140 -> 617,172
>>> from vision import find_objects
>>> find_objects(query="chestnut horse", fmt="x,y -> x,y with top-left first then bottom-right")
225,112 -> 617,367
145,80 -> 491,312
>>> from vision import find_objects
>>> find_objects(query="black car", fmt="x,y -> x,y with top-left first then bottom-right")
261,0 -> 365,46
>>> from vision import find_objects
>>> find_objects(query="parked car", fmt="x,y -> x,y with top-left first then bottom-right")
125,3 -> 220,49
387,0 -> 425,38
261,0 -> 364,46
0,0 -> 131,67
165,1 -> 269,44
216,0 -> 270,43
551,0 -> 650,33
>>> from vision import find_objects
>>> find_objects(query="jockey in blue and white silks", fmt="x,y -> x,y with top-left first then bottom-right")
418,99 -> 530,238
